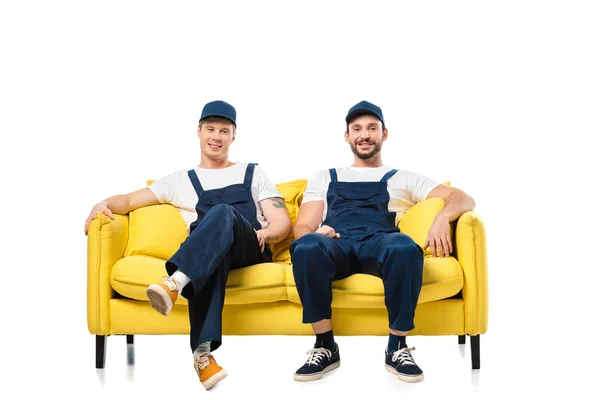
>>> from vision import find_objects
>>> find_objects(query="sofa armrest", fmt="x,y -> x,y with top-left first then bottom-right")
455,211 -> 488,335
87,212 -> 129,335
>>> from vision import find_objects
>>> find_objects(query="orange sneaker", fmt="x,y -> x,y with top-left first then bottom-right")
194,352 -> 228,390
146,277 -> 179,316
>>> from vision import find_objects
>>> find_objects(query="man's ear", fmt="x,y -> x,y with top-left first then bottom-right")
344,131 -> 350,144
382,128 -> 388,141
231,133 -> 236,143
197,124 -> 202,138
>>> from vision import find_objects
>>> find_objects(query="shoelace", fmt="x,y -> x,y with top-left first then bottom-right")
305,347 -> 332,366
161,276 -> 179,291
195,353 -> 211,371
391,347 -> 417,366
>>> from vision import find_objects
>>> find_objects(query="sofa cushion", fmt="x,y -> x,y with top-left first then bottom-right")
111,255 -> 288,305
286,255 -> 463,308
268,179 -> 307,264
399,195 -> 454,256
124,204 -> 187,260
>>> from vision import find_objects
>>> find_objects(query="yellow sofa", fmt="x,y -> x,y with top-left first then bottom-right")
87,179 -> 488,369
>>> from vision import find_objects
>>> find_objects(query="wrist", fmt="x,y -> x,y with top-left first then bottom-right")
260,229 -> 279,243
436,210 -> 452,222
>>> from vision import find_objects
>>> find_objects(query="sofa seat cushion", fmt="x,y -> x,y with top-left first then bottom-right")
286,255 -> 463,308
111,255 -> 288,305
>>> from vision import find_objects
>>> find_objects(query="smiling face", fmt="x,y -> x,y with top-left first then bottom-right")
345,114 -> 387,160
197,117 -> 236,162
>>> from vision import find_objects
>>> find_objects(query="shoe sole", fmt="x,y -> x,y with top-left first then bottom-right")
385,365 -> 424,383
294,361 -> 341,382
202,369 -> 228,390
146,284 -> 173,316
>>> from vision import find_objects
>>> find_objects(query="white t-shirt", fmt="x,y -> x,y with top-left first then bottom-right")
302,165 -> 440,226
148,162 -> 282,233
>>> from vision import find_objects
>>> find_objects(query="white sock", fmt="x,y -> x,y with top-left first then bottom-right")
170,270 -> 191,295
193,341 -> 211,358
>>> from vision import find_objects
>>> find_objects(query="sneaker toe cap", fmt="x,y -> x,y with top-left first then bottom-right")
398,365 -> 423,375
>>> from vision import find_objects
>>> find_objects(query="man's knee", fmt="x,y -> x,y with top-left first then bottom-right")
389,235 -> 422,255
382,235 -> 423,267
290,233 -> 331,276
290,233 -> 327,257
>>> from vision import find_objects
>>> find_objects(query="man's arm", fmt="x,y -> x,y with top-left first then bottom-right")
257,197 -> 292,247
84,188 -> 160,234
293,201 -> 325,240
105,188 -> 161,214
424,184 -> 476,257
427,185 -> 476,222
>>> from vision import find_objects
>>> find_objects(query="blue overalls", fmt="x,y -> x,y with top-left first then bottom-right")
166,163 -> 271,352
290,168 -> 424,332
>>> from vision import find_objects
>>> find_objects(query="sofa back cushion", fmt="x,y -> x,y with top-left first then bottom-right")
124,202 -> 188,259
268,179 -> 307,264
398,193 -> 454,256
124,178 -> 307,262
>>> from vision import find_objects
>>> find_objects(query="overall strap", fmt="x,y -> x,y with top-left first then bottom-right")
380,169 -> 398,183
187,169 -> 204,195
243,163 -> 256,189
328,168 -> 338,182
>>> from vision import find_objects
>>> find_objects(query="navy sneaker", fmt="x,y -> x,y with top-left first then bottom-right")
294,344 -> 341,382
385,346 -> 424,383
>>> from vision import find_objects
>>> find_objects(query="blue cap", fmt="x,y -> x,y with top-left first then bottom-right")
199,100 -> 237,127
345,100 -> 384,125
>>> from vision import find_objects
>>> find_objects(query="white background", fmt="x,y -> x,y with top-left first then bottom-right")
1,0 -> 599,398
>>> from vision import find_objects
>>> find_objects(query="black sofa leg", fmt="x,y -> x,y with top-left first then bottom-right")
96,335 -> 107,369
458,335 -> 466,344
470,334 -> 480,369
126,335 -> 134,344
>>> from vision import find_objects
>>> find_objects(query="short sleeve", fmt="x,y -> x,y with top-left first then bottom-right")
407,172 -> 440,203
253,166 -> 282,202
301,170 -> 329,204
147,170 -> 180,204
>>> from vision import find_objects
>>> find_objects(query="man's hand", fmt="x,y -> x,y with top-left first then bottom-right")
315,225 -> 340,239
255,229 -> 266,252
423,214 -> 452,257
84,201 -> 114,235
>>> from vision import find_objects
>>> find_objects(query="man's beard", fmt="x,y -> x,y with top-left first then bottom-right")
350,140 -> 382,160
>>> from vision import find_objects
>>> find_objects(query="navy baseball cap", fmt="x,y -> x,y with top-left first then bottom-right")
199,100 -> 237,127
345,100 -> 385,125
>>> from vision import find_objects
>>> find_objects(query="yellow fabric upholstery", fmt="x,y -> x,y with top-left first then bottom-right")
111,256 -> 288,305
456,211 -> 488,335
124,204 -> 187,260
87,178 -> 488,342
267,179 -> 307,264
399,197 -> 454,256
108,299 -> 465,336
87,213 -> 129,335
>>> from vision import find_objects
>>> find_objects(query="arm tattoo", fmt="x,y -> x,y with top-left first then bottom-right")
270,197 -> 286,209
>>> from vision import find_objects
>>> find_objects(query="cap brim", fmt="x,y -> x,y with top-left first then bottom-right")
200,114 -> 236,126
